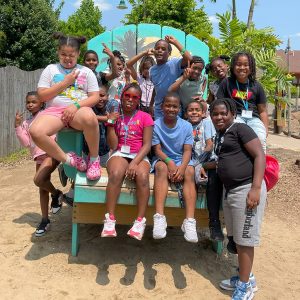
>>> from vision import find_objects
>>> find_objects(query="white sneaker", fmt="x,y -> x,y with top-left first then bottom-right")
181,218 -> 198,243
127,217 -> 146,240
101,213 -> 117,237
153,213 -> 167,239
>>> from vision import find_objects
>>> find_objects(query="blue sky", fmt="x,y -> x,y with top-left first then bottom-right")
55,0 -> 300,50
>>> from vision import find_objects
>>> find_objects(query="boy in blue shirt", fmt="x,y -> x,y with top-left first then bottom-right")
151,92 -> 198,243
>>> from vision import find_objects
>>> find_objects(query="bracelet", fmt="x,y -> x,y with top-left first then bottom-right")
74,101 -> 81,109
164,157 -> 172,164
180,47 -> 186,55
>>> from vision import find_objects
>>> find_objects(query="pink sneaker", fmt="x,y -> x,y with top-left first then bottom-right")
101,213 -> 117,237
86,157 -> 101,181
127,217 -> 146,241
67,152 -> 87,172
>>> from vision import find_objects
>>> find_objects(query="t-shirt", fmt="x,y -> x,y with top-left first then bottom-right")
114,110 -> 154,153
209,79 -> 223,100
137,75 -> 154,107
150,58 -> 183,119
192,118 -> 215,165
152,117 -> 194,166
216,123 -> 258,190
216,77 -> 266,118
179,75 -> 206,111
108,74 -> 126,101
38,64 -> 99,108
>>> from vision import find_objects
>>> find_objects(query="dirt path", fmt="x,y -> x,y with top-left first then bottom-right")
0,143 -> 299,299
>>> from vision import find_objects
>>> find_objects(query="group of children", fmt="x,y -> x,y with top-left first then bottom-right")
15,32 -> 269,300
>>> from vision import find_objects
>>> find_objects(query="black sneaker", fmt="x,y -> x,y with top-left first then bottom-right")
227,236 -> 237,254
35,219 -> 50,237
58,164 -> 68,187
51,190 -> 63,214
209,220 -> 224,241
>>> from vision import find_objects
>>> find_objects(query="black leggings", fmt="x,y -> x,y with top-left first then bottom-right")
206,169 -> 223,222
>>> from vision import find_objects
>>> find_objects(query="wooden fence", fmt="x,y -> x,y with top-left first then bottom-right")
0,66 -> 43,157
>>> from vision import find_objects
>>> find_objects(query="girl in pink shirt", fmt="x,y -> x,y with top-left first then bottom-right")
102,83 -> 154,240
15,92 -> 62,237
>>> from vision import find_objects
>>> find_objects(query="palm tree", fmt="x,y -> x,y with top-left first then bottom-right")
247,0 -> 256,28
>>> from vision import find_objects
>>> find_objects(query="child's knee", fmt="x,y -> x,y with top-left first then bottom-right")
155,162 -> 168,176
135,171 -> 150,187
80,108 -> 98,127
184,166 -> 195,180
108,169 -> 125,183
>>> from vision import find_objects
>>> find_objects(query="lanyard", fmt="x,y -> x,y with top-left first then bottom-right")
214,123 -> 235,157
236,80 -> 249,110
121,110 -> 137,145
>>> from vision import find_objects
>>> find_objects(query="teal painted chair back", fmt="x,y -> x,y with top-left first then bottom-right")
57,129 -> 83,180
88,23 -> 209,99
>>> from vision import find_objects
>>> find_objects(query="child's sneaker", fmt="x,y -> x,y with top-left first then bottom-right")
127,217 -> 146,240
50,190 -> 63,214
35,219 -> 50,237
86,157 -> 101,181
220,273 -> 258,292
181,218 -> 198,243
153,213 -> 167,239
101,213 -> 117,237
67,152 -> 87,172
231,280 -> 254,300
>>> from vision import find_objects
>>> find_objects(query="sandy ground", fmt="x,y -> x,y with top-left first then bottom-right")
0,138 -> 300,299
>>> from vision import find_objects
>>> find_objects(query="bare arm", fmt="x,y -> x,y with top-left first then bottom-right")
244,137 -> 266,209
204,138 -> 213,152
37,69 -> 80,102
165,35 -> 192,67
168,68 -> 190,92
258,103 -> 268,137
106,125 -> 118,150
102,43 -> 119,82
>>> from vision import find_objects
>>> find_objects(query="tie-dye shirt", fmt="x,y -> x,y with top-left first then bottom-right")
38,63 -> 99,108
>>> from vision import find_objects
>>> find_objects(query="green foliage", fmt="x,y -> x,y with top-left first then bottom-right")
58,0 -> 105,62
0,0 -> 61,70
59,0 -> 105,41
124,0 -> 213,40
207,11 -> 289,102
0,148 -> 29,164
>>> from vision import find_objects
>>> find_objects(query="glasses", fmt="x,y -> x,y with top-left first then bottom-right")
123,93 -> 140,101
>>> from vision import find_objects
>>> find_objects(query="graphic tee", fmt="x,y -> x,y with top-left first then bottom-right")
38,64 -> 99,107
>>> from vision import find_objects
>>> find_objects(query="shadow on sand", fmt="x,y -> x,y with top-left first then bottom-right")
13,209 -> 236,294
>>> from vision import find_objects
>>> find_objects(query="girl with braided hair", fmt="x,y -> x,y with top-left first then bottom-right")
216,52 -> 268,152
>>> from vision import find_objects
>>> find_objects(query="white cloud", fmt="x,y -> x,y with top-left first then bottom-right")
209,15 -> 218,24
74,0 -> 112,11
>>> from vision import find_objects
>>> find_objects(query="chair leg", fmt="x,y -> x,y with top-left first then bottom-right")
72,223 -> 79,256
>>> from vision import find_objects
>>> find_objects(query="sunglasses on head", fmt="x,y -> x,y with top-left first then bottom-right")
123,93 -> 141,101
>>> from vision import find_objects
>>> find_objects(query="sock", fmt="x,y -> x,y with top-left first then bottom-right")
137,216 -> 143,222
65,153 -> 72,166
109,214 -> 115,220
89,156 -> 99,162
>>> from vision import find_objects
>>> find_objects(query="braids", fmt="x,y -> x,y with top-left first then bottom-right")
107,50 -> 125,69
230,51 -> 256,82
52,32 -> 86,51
120,82 -> 142,100
205,55 -> 230,74
139,55 -> 156,75
210,98 -> 237,117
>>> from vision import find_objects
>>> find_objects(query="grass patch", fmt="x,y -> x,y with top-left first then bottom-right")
0,148 -> 30,164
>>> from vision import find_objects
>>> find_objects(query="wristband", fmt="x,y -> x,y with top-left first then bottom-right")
164,157 -> 172,164
74,101 -> 81,109
107,119 -> 115,124
180,47 -> 186,55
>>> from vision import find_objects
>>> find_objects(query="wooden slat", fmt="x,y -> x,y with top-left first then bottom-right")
73,203 -> 210,227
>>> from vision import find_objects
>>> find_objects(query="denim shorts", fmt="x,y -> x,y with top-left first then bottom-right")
235,115 -> 266,153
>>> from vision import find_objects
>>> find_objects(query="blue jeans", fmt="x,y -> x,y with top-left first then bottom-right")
235,115 -> 266,153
